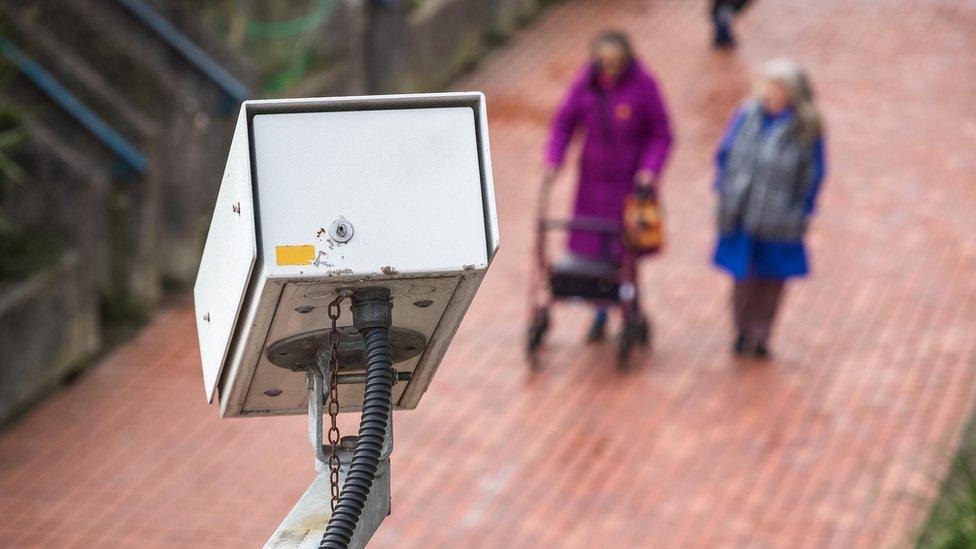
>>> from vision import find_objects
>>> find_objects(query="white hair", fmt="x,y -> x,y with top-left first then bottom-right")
758,58 -> 822,142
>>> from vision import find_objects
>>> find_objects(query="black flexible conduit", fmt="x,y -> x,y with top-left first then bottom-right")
320,289 -> 394,549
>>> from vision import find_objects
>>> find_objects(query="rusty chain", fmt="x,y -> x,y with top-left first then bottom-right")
326,295 -> 345,512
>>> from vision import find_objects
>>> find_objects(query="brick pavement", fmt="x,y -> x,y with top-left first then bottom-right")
2,0 -> 976,547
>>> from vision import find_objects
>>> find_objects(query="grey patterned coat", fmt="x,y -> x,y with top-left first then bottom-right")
717,102 -> 815,242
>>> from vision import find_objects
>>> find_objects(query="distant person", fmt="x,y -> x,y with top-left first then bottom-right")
713,59 -> 826,358
545,30 -> 673,342
711,0 -> 753,48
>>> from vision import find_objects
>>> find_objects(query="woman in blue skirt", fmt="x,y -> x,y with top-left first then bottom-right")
713,59 -> 826,358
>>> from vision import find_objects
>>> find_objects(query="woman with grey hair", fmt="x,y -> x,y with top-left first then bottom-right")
713,59 -> 826,358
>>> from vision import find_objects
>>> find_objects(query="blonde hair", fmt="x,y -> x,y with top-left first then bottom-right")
757,58 -> 822,143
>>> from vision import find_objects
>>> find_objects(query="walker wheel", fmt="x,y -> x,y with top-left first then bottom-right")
635,316 -> 652,349
526,307 -> 550,369
616,330 -> 633,369
618,315 -> 651,369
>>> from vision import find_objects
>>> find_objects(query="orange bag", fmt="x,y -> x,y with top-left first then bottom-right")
623,192 -> 665,253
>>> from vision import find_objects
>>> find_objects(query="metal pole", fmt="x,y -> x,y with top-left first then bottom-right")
265,364 -> 393,548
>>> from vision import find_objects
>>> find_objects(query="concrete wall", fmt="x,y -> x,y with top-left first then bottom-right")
396,0 -> 541,92
0,251 -> 100,424
280,0 -> 546,96
0,121 -> 108,427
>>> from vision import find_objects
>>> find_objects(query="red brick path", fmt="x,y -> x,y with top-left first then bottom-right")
3,0 -> 976,547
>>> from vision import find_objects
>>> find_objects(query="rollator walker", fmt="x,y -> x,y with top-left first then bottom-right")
526,179 -> 663,370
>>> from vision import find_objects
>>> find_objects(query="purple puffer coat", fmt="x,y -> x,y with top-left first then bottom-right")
546,60 -> 673,261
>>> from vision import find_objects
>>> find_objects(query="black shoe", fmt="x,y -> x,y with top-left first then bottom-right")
713,24 -> 736,48
754,342 -> 771,359
586,316 -> 607,343
733,333 -> 747,355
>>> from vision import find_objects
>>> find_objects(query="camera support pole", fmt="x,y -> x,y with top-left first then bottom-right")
264,388 -> 392,548
265,289 -> 396,549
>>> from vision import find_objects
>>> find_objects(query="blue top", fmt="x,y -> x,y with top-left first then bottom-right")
712,108 -> 826,280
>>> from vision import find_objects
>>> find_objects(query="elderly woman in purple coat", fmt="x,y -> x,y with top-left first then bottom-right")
544,30 -> 673,342
714,59 -> 826,358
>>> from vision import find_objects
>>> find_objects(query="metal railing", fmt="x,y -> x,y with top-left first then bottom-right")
0,37 -> 149,176
112,0 -> 251,104
0,2 -> 251,178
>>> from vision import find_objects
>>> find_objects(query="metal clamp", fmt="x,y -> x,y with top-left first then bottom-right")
307,359 -> 328,468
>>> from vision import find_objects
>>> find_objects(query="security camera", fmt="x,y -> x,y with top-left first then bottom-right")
193,93 -> 498,548
195,92 -> 499,417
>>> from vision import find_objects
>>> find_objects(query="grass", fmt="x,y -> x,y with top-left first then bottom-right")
917,426 -> 976,548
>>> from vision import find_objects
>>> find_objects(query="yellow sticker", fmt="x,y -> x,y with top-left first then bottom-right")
275,245 -> 315,266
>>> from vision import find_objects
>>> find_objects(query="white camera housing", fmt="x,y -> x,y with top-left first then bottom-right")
194,93 -> 499,417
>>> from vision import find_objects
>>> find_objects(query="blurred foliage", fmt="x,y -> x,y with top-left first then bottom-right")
0,123 -> 25,235
0,231 -> 63,283
0,80 -> 25,236
918,430 -> 976,548
184,0 -> 340,93
0,107 -> 63,285
0,61 -> 65,285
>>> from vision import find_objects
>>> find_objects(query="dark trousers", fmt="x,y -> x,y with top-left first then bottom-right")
732,278 -> 785,344
710,0 -> 752,44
